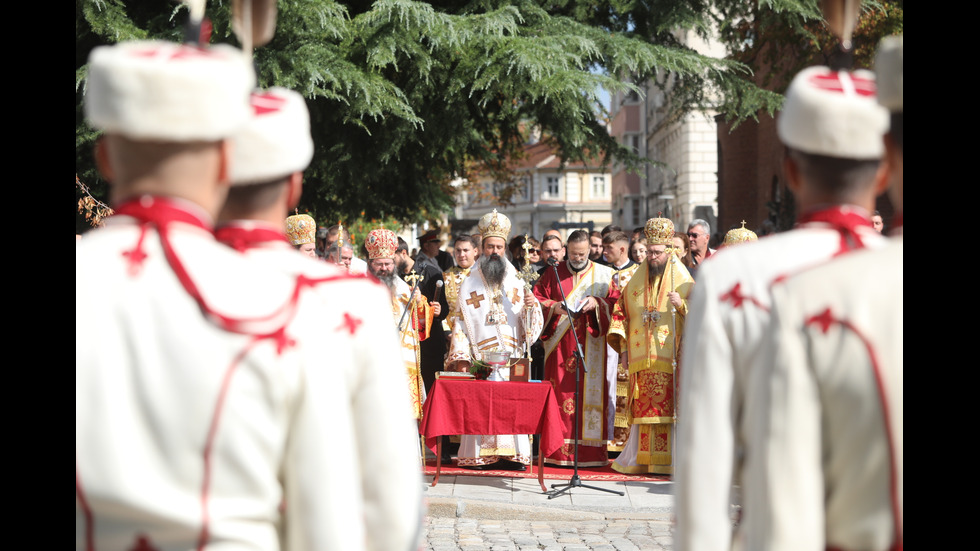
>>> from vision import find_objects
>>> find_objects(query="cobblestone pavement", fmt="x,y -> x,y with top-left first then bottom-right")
420,473 -> 678,550
423,517 -> 673,551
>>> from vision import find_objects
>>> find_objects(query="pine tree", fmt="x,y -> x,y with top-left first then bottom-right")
76,0 -> 801,228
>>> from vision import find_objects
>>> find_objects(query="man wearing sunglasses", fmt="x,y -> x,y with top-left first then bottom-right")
686,219 -> 714,267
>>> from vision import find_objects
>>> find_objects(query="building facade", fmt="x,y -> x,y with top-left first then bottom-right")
452,140 -> 612,242
609,29 -> 724,241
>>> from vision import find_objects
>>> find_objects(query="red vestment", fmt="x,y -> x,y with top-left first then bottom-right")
533,261 -> 619,466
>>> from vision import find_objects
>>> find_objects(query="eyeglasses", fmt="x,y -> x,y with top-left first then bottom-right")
687,232 -> 703,239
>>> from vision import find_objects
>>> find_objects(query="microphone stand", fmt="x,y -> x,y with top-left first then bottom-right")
546,259 -> 624,499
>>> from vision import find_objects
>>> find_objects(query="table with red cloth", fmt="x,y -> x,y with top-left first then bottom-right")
419,379 -> 565,492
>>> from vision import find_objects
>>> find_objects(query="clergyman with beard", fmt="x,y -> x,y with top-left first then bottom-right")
606,216 -> 694,475
532,229 -> 618,467
365,228 -> 439,424
445,210 -> 544,470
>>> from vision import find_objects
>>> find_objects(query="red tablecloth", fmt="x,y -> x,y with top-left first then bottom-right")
419,379 -> 565,457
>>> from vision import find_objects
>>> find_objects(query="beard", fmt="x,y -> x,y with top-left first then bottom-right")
480,253 -> 507,288
370,267 -> 397,291
568,258 -> 588,271
647,256 -> 667,280
396,258 -> 409,275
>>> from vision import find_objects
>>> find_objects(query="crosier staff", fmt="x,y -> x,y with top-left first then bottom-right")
668,246 -> 680,424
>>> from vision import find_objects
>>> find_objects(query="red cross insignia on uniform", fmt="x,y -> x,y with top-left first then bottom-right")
805,308 -> 836,334
122,246 -> 148,275
270,327 -> 296,355
122,224 -> 151,276
719,282 -> 768,312
337,312 -> 362,335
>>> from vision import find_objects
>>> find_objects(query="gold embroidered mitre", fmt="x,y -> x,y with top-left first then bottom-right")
365,228 -> 398,259
723,221 -> 758,247
644,216 -> 674,246
285,214 -> 316,246
478,209 -> 511,241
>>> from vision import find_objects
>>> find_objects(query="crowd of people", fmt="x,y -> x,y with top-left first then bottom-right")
75,9 -> 902,550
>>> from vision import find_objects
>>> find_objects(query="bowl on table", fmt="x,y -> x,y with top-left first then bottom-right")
483,351 -> 512,379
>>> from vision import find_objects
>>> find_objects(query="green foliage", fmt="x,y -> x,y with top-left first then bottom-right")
713,0 -> 904,94
76,0 -> 797,226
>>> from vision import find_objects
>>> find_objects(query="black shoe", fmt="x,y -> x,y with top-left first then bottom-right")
499,459 -> 527,472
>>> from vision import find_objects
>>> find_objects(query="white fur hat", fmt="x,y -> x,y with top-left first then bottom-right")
85,40 -> 254,141
777,66 -> 889,159
231,88 -> 314,185
875,36 -> 903,113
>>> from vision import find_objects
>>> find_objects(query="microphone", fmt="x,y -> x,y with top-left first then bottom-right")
547,257 -> 559,266
433,279 -> 444,302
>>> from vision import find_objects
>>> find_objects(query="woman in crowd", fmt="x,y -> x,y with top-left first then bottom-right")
629,238 -> 647,265
672,231 -> 697,277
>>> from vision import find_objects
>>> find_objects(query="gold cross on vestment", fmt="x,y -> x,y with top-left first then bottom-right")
466,291 -> 486,309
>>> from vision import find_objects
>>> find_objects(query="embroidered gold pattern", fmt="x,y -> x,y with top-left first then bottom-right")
563,355 -> 577,373
562,397 -> 575,415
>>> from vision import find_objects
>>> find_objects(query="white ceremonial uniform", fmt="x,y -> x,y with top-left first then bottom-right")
675,211 -> 885,551
447,260 -> 544,466
217,220 -> 425,550
349,255 -> 368,275
77,204 -> 422,551
741,236 -> 903,551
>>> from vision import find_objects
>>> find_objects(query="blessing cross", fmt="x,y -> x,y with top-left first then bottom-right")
517,233 -> 539,288
642,308 -> 661,325
465,291 -> 486,309
404,270 -> 423,287
521,233 -> 534,258
517,263 -> 539,288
